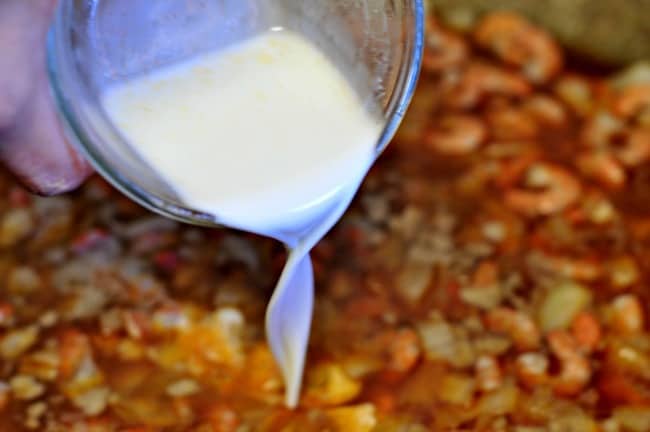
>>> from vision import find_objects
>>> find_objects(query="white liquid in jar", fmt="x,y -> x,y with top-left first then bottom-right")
102,29 -> 381,407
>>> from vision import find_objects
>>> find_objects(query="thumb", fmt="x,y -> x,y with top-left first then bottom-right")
0,0 -> 92,195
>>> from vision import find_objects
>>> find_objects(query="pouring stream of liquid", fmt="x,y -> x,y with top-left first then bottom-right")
266,171 -> 368,407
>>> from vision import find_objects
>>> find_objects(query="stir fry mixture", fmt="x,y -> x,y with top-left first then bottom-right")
1,11 -> 650,432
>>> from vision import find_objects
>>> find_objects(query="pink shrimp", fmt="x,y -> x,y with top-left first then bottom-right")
504,163 -> 581,216
484,307 -> 541,351
426,115 -> 487,155
474,12 -> 563,83
547,330 -> 591,396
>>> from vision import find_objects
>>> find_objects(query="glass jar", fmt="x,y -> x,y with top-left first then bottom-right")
47,0 -> 424,226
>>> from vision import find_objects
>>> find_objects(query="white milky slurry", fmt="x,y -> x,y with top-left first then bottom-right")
267,168 -> 370,407
102,30 -> 381,407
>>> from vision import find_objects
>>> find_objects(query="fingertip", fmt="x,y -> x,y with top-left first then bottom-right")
0,74 -> 93,196
2,143 -> 93,196
29,155 -> 93,196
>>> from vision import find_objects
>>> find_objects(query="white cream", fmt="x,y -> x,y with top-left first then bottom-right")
102,30 -> 381,407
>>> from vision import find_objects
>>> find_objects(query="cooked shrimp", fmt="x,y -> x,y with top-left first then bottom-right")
580,112 -> 650,167
615,128 -> 650,167
474,12 -> 563,83
515,352 -> 549,387
492,149 -> 540,189
580,112 -> 625,148
555,76 -> 595,117
475,355 -> 502,392
426,115 -> 487,155
484,307 -> 541,351
547,330 -> 591,396
528,252 -> 602,282
445,63 -> 532,109
504,163 -> 581,216
576,152 -> 626,190
609,294 -> 644,334
523,95 -> 567,126
614,84 -> 650,120
571,312 -> 602,353
58,330 -> 92,380
423,22 -> 469,72
382,328 -> 421,373
487,106 -> 539,140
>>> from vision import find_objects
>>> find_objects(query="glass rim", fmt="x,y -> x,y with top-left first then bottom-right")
46,0 -> 425,228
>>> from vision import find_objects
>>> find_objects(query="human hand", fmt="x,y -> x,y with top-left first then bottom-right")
0,0 -> 92,195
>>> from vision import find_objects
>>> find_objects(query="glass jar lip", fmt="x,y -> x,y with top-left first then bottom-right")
46,0 -> 425,228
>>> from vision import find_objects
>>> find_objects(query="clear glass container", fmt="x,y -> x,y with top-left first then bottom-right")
47,0 -> 424,227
